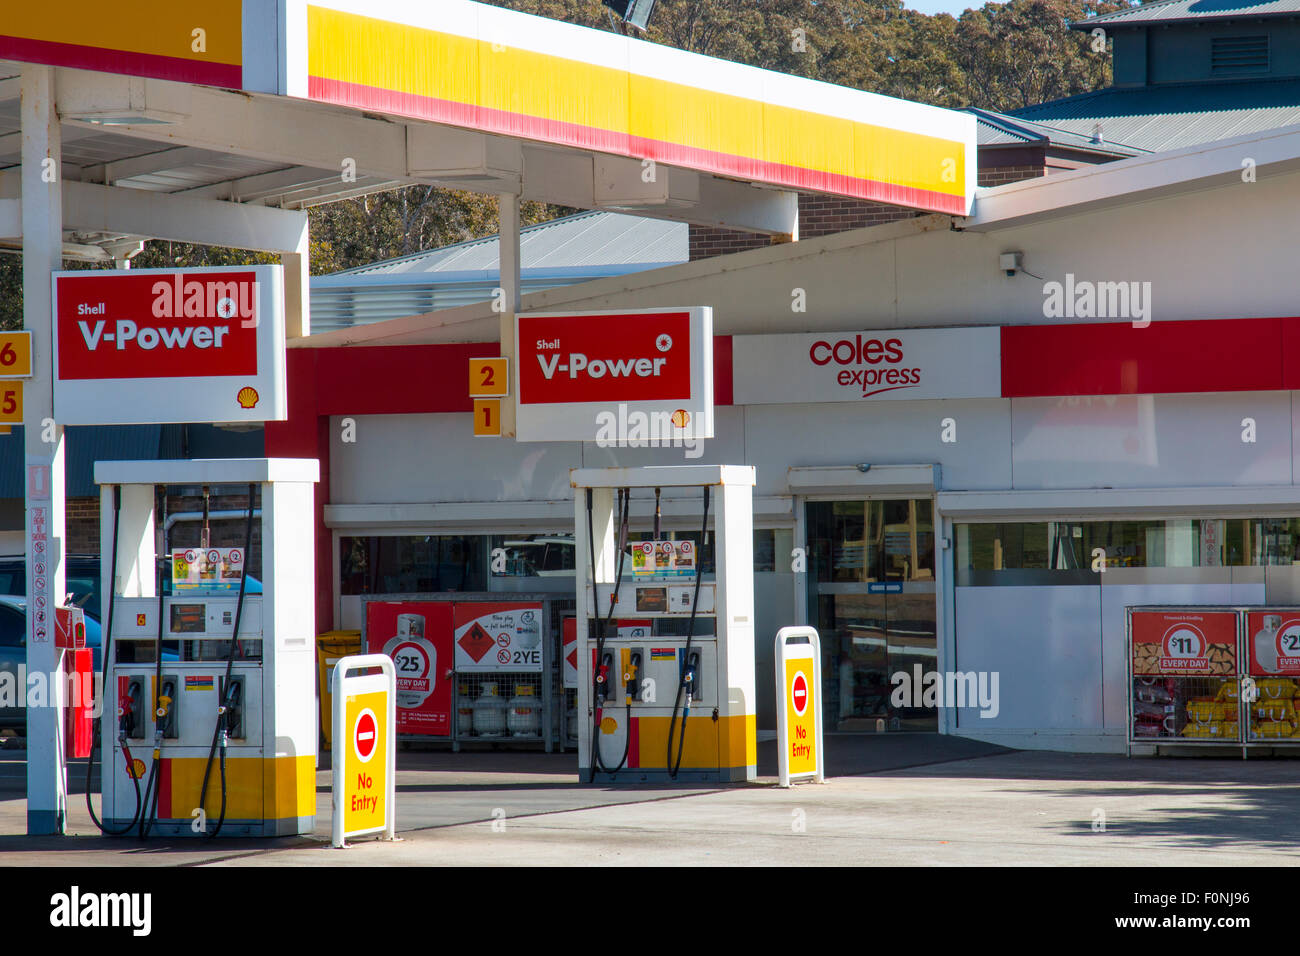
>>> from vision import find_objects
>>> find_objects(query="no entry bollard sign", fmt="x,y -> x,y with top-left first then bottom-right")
775,627 -> 825,787
333,654 -> 398,847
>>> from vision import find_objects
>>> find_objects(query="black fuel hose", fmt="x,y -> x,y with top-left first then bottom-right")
139,488 -> 169,840
199,483 -> 255,838
667,485 -> 709,779
586,488 -> 630,782
85,486 -> 142,836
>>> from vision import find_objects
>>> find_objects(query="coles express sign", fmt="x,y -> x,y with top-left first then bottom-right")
732,327 -> 1001,405
515,308 -> 713,442
53,266 -> 286,425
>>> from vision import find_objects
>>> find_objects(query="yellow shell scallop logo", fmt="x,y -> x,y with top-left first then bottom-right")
670,409 -> 690,429
237,386 -> 259,409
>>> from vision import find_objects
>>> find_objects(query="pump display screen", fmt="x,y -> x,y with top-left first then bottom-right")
170,603 -> 206,634
635,588 -> 667,613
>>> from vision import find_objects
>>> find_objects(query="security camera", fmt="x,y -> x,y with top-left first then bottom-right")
857,463 -> 871,473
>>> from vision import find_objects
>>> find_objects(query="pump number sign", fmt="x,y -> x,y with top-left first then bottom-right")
52,266 -> 286,424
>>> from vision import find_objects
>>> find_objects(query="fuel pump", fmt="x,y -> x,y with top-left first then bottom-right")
94,458 -> 319,838
573,466 -> 756,783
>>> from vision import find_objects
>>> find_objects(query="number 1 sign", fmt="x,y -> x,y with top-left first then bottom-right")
469,357 -> 507,437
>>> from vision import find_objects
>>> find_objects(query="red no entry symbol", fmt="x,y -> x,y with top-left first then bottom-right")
354,709 -> 378,762
791,671 -> 809,717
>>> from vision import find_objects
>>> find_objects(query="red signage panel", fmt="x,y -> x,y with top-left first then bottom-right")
1246,610 -> 1300,676
518,312 -> 692,405
365,601 -> 454,736
514,307 -> 713,443
52,266 -> 286,425
1131,609 -> 1238,676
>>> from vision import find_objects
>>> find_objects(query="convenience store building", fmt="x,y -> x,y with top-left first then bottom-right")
280,124 -> 1300,753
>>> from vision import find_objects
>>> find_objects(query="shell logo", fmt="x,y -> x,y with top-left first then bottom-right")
236,386 -> 259,409
670,409 -> 690,429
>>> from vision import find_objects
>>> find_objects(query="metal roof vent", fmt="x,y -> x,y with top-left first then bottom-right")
1091,123 -> 1104,145
1211,35 -> 1269,77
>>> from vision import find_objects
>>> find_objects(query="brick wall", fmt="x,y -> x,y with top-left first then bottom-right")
689,193 -> 925,261
689,166 -> 1061,260
688,226 -> 771,260
978,165 -> 1048,187
66,498 -> 99,556
65,492 -> 264,572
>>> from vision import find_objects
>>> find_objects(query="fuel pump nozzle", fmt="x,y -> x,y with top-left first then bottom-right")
119,680 -> 141,741
154,680 -> 176,747
624,652 -> 642,703
683,653 -> 699,709
595,653 -> 612,716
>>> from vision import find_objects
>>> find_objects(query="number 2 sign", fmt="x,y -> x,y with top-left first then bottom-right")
469,357 -> 508,397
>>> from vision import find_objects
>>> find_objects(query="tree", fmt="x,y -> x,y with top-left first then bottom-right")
308,188 -> 562,276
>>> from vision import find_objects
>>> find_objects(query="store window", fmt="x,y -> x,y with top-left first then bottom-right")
339,535 -> 486,594
956,518 -> 1300,586
489,534 -> 576,579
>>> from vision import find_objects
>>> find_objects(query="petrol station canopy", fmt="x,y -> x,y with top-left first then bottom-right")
0,0 -> 976,296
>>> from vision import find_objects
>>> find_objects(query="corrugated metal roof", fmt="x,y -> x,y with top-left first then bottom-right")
1012,78 -> 1300,152
323,210 -> 686,279
969,108 -> 1146,154
310,211 -> 688,333
1080,0 -> 1300,27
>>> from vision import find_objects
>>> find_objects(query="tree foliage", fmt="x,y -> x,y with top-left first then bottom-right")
497,0 -> 1128,110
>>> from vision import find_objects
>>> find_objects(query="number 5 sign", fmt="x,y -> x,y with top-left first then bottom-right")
0,382 -> 22,425
0,332 -> 32,426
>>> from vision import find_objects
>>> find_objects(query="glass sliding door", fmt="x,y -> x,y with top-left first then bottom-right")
806,499 -> 938,731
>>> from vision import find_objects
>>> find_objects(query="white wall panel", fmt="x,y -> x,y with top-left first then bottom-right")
330,413 -> 579,504
330,407 -> 750,507
954,585 -> 1102,730
1011,392 -> 1292,489
744,399 -> 1012,497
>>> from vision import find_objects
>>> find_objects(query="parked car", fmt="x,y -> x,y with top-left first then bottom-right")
0,595 -> 104,735
0,554 -> 102,620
